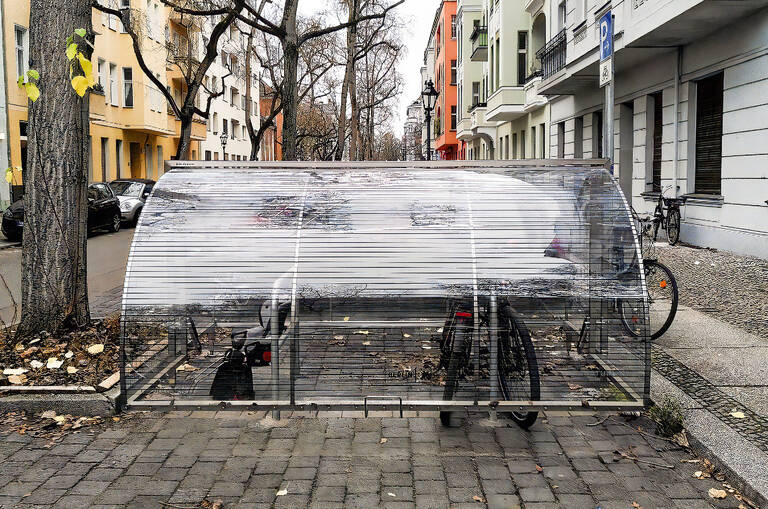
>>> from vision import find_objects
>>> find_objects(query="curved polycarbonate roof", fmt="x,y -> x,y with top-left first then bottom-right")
122,161 -> 643,313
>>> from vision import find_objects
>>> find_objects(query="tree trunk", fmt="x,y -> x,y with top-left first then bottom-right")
348,29 -> 359,161
245,28 -> 259,160
334,0 -> 358,161
20,0 -> 92,335
281,2 -> 300,161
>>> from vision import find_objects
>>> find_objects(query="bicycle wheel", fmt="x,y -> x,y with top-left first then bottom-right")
441,323 -> 471,427
667,209 -> 681,245
620,260 -> 679,340
497,305 -> 540,429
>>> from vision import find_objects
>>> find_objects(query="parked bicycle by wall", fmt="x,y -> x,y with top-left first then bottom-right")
641,186 -> 687,246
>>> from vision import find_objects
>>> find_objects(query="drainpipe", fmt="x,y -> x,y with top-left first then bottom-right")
673,46 -> 681,197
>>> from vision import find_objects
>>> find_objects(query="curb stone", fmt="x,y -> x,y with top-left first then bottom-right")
0,386 -> 119,417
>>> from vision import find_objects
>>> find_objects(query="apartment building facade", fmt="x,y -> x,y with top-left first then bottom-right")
199,21 -> 260,162
454,0 -> 553,161
2,0 -> 205,191
431,1 -> 459,161
259,83 -> 283,161
538,0 -> 768,257
403,99 -> 424,161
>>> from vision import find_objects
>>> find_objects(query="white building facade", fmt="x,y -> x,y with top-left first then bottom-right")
538,0 -> 768,258
199,24 -> 259,162
403,99 -> 424,161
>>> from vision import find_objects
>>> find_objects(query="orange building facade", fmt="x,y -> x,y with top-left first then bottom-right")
432,1 -> 458,161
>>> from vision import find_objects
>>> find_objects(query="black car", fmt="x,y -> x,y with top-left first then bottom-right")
1,183 -> 122,241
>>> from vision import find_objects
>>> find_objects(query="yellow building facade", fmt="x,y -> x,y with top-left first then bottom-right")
3,0 -> 205,187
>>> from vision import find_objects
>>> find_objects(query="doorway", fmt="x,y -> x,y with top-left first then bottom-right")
619,102 -> 634,199
129,142 -> 141,178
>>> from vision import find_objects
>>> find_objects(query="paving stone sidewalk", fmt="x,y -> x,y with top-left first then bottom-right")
0,410 -> 749,509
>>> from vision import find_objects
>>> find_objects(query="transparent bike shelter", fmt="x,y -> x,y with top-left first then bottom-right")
120,161 -> 651,415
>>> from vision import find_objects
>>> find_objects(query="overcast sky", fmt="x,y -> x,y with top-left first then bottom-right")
299,0 -> 441,137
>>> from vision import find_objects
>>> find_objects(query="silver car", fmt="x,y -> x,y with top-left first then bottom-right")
109,179 -> 155,227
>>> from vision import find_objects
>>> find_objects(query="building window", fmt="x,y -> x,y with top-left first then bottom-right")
15,27 -> 28,79
97,59 -> 106,94
517,32 -> 528,86
450,60 -> 457,86
574,116 -> 584,158
558,1 -> 567,31
122,68 -> 134,107
451,106 -> 457,131
505,135 -> 510,161
494,39 -> 500,90
471,81 -> 480,107
651,91 -> 663,192
540,123 -> 546,158
521,130 -> 526,159
593,111 -> 603,158
531,126 -> 537,159
109,63 -> 118,106
115,139 -> 123,179
205,150 -> 211,161
694,72 -> 724,195
108,0 -> 118,30
513,133 -> 518,159
451,15 -> 457,39
222,119 -> 228,136
145,144 -> 153,179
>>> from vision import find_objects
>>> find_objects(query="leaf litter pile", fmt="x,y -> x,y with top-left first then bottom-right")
0,314 -> 120,387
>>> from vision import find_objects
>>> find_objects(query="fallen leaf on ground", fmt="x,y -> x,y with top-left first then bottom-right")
211,500 -> 223,509
422,345 -> 432,350
362,341 -> 371,346
3,368 -> 28,376
355,330 -> 370,335
730,411 -> 746,419
53,415 -> 67,424
64,351 -> 73,359
436,327 -> 443,333
673,431 -> 689,448
276,488 -> 288,496
380,438 -> 387,444
46,358 -> 63,369
8,374 -> 26,384
40,410 -> 56,419
387,492 -> 396,497
680,459 -> 700,463
632,503 -> 642,509
568,383 -> 582,390
709,488 -> 727,499
343,316 -> 350,322
403,333 -> 411,338
67,367 -> 78,374
535,465 -> 543,473
333,335 -> 344,340
472,495 -> 484,503
86,344 -> 104,355
176,363 -> 197,372
30,360 -> 44,369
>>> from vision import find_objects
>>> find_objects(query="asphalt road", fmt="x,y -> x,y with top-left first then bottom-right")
0,228 -> 134,325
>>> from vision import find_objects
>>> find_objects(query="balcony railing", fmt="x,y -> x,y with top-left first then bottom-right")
524,69 -> 543,85
468,101 -> 487,113
470,26 -> 488,62
536,29 -> 566,79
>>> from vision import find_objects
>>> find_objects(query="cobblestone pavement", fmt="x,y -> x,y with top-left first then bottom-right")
0,410 -> 750,509
655,243 -> 768,341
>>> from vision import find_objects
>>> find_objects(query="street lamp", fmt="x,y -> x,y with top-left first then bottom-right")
220,131 -> 228,160
421,79 -> 438,161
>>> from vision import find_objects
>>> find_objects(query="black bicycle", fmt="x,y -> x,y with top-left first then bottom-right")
646,186 -> 687,246
439,300 -> 540,429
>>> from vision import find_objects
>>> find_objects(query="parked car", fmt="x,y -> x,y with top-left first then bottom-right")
109,178 -> 155,227
1,183 -> 122,241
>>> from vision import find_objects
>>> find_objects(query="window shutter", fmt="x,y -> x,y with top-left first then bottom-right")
695,73 -> 724,195
652,92 -> 663,192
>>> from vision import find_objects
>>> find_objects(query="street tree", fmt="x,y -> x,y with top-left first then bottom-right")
92,0 -> 245,160
19,0 -> 94,335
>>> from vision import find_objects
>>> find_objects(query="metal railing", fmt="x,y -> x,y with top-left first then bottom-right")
470,26 -> 488,58
536,29 -> 567,79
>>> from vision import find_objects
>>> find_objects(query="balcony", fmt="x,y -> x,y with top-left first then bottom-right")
536,29 -> 566,80
485,87 -> 525,122
470,26 -> 488,62
523,74 -> 548,113
524,0 -> 544,15
456,117 -> 473,142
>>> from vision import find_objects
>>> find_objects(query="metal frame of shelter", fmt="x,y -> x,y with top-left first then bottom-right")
119,160 -> 651,418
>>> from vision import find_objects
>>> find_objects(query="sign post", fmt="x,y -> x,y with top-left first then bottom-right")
599,10 -> 614,173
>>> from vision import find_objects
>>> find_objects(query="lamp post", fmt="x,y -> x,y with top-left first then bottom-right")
421,79 -> 438,161
220,131 -> 228,161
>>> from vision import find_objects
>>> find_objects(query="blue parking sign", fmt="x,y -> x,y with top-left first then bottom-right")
599,11 -> 613,62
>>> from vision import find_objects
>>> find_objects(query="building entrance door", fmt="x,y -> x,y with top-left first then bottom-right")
129,142 -> 142,178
